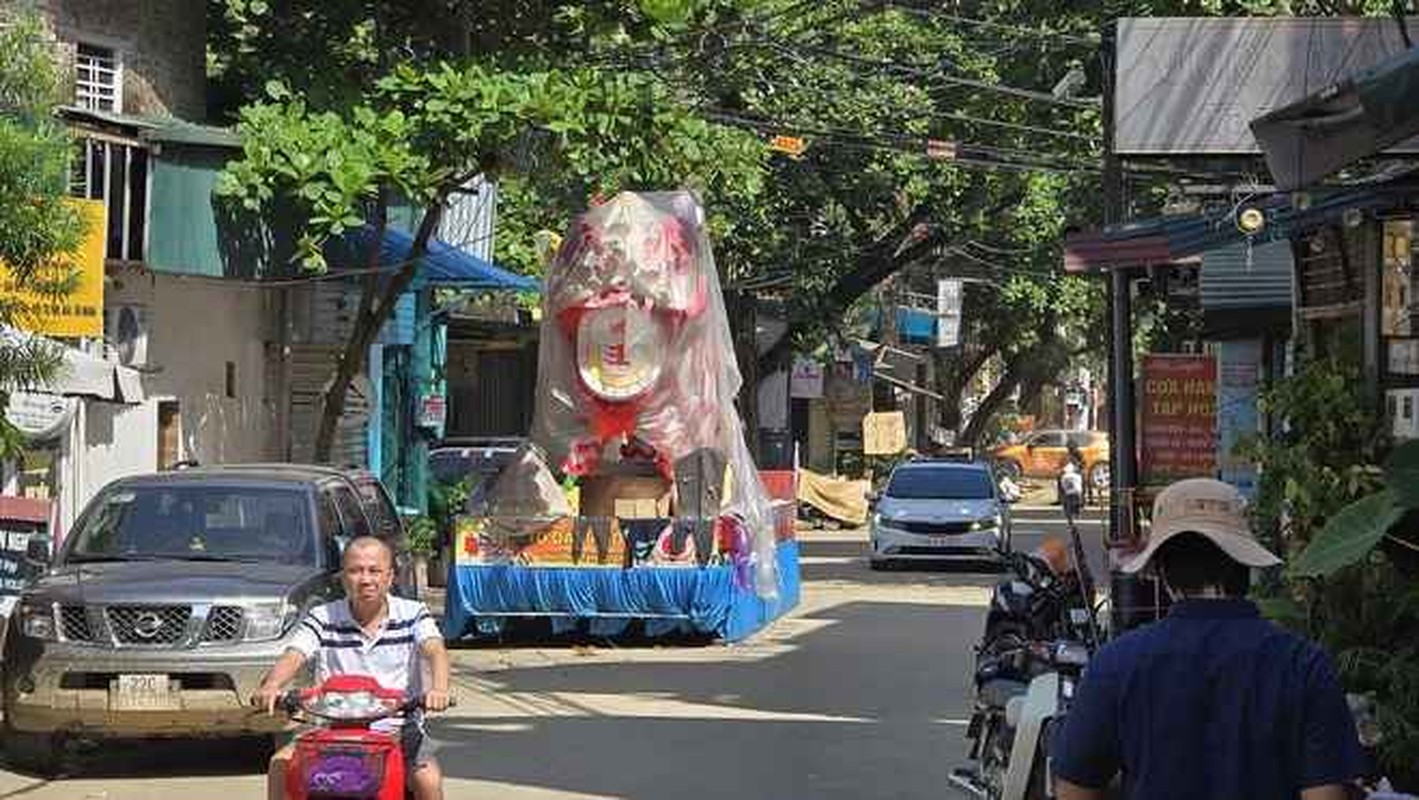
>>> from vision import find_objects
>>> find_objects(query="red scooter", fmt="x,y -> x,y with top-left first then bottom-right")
279,675 -> 452,800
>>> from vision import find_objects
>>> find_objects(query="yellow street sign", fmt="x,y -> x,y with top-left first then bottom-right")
0,199 -> 106,338
769,135 -> 807,157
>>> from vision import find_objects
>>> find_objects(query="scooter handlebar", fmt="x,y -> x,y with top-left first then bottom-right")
276,689 -> 456,719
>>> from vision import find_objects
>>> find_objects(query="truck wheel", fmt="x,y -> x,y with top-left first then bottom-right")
3,726 -> 60,776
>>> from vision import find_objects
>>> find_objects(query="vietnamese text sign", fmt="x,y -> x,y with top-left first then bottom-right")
1140,354 -> 1217,483
936,279 -> 962,347
0,200 -> 105,338
790,358 -> 824,399
863,411 -> 907,455
1217,340 -> 1262,499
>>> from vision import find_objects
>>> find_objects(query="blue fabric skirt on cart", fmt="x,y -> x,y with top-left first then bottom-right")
444,540 -> 800,642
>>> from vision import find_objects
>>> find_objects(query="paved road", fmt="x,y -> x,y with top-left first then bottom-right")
0,507 -> 1103,800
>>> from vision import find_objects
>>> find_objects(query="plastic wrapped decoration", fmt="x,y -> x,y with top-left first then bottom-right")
531,191 -> 780,597
466,441 -> 570,544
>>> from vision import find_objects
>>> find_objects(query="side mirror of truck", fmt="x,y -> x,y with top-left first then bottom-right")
25,534 -> 52,566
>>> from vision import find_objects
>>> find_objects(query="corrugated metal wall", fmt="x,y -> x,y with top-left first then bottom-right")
286,344 -> 369,467
279,281 -> 417,467
439,177 -> 497,262
1201,240 -> 1294,310
445,340 -> 534,437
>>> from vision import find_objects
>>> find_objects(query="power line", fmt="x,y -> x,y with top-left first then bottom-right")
876,3 -> 1101,47
929,109 -> 1099,143
703,107 -> 1098,174
772,38 -> 1098,109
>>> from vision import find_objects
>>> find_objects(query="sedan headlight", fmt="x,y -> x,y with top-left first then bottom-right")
18,604 -> 57,641
969,515 -> 1000,531
243,601 -> 296,642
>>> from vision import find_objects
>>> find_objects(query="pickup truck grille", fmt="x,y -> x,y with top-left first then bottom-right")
59,605 -> 93,642
54,605 -> 245,646
202,606 -> 244,642
106,605 -> 192,645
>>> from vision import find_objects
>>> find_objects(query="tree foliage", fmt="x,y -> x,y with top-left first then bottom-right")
213,10 -> 766,459
0,12 -> 88,456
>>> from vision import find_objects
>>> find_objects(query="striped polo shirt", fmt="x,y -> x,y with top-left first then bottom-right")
289,596 -> 442,730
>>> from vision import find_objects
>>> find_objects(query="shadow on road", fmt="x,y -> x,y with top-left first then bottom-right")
432,597 -> 986,800
3,735 -> 268,781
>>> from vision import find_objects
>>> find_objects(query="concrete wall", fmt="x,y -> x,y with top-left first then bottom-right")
105,271 -> 278,468
37,0 -> 206,120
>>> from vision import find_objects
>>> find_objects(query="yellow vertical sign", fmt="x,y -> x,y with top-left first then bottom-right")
863,411 -> 907,455
0,199 -> 106,337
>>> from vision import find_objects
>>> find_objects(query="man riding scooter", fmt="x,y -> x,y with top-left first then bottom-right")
253,536 -> 452,800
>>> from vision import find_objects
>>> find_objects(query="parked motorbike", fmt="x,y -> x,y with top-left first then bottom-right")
951,523 -> 1101,800
277,675 -> 453,800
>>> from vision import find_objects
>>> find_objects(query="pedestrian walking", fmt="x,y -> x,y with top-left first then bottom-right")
1051,478 -> 1365,800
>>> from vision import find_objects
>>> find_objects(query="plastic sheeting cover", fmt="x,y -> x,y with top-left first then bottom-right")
531,192 -> 779,597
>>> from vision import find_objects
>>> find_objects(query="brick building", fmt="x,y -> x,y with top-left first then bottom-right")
30,0 -> 206,120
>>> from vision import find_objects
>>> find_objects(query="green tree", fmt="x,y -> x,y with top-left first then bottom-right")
0,12 -> 88,456
216,61 -> 764,460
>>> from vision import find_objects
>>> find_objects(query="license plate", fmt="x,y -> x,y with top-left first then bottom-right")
928,536 -> 951,547
112,673 -> 175,711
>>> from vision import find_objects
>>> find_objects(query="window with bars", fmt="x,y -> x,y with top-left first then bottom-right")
74,43 -> 120,112
68,138 -> 147,263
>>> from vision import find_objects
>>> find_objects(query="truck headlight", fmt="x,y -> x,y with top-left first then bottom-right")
243,602 -> 296,642
18,604 -> 56,641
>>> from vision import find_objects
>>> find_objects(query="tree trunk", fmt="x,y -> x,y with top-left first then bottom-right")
756,205 -> 941,375
312,202 -> 444,463
932,345 -> 994,435
959,350 -> 1038,447
727,289 -> 761,459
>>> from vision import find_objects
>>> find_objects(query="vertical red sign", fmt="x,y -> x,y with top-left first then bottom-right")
1140,354 -> 1217,484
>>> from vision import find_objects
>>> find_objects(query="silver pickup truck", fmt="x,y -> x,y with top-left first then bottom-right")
1,464 -> 413,774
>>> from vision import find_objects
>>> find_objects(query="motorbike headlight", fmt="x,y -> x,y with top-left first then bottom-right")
1054,642 -> 1091,667
18,604 -> 57,641
304,690 -> 400,720
243,601 -> 296,642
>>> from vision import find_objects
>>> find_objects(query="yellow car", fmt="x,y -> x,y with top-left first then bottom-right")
990,430 -> 1110,493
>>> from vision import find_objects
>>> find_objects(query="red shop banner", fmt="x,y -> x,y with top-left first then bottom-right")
1140,354 -> 1217,484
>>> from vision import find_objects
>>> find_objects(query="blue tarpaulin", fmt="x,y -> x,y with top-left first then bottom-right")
868,307 -> 936,344
444,540 -> 801,642
338,226 -> 540,291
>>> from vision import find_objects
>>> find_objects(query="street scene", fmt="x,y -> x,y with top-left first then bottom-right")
0,508 -> 1105,800
1,1 -> 1418,799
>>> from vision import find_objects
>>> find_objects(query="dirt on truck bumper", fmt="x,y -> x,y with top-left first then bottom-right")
4,639 -> 296,738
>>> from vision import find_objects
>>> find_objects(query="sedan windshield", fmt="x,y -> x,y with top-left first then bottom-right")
64,485 -> 315,565
885,468 -> 994,500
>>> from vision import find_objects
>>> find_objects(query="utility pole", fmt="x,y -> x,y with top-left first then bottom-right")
1102,22 -> 1138,547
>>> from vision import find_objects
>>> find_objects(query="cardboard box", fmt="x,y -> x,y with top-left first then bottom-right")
579,475 -> 673,519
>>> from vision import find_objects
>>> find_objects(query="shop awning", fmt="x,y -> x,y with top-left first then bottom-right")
1252,44 -> 1419,191
0,326 -> 144,402
340,227 -> 540,291
1064,184 -> 1416,272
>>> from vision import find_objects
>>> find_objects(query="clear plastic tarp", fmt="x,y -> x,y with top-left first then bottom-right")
529,191 -> 778,596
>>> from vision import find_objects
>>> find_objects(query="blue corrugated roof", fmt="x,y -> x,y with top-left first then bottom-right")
341,226 -> 540,291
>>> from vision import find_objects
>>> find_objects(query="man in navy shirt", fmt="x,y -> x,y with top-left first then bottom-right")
1052,478 -> 1364,800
